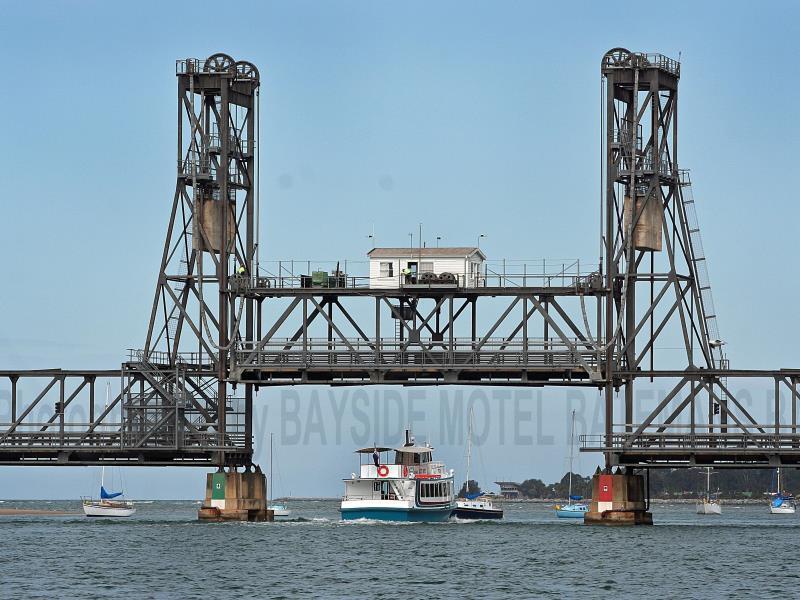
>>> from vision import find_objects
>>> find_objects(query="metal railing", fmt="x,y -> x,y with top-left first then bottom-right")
582,429 -> 800,452
603,52 -> 680,76
234,259 -> 601,291
235,338 -> 602,370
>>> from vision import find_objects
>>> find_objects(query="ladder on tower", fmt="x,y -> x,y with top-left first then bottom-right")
679,170 -> 727,371
679,169 -> 729,420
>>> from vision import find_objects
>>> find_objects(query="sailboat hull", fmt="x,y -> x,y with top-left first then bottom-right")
555,505 -> 588,519
769,504 -> 796,515
82,503 -> 136,517
452,506 -> 503,520
269,505 -> 292,518
696,502 -> 722,515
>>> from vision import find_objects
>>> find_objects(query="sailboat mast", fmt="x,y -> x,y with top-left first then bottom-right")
269,432 -> 273,504
101,382 -> 109,493
569,410 -> 577,501
465,407 -> 473,491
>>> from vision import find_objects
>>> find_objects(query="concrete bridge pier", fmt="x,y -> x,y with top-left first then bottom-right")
584,469 -> 652,525
197,465 -> 272,522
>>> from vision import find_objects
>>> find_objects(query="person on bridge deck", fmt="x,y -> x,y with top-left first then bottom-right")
372,449 -> 380,467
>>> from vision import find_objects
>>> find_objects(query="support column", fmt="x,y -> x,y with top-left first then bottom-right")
198,465 -> 272,522
584,469 -> 652,526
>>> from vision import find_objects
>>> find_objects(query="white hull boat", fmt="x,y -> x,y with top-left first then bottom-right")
554,410 -> 588,519
341,430 -> 455,522
81,384 -> 135,518
768,468 -> 796,515
269,503 -> 292,518
82,500 -> 136,518
453,407 -> 503,520
268,433 -> 292,519
696,500 -> 722,515
770,503 -> 796,515
696,468 -> 722,515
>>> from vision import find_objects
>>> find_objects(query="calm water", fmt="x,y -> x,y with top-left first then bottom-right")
0,499 -> 797,599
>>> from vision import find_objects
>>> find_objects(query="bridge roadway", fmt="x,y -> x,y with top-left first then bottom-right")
1,365 -> 799,467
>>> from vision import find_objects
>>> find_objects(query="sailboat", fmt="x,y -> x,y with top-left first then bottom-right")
554,410 -> 589,519
268,433 -> 291,519
452,407 -> 503,519
696,467 -> 722,515
769,468 -> 796,515
82,383 -> 135,517
82,468 -> 136,517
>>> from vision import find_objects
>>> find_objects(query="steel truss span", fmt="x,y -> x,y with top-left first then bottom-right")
581,370 -> 800,468
0,368 -> 248,466
231,280 -> 607,386
0,49 -> 797,469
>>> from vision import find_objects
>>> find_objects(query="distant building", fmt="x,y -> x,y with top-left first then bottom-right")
495,481 -> 522,499
367,247 -> 486,289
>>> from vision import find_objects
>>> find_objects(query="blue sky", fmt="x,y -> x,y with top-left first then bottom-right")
0,1 -> 798,498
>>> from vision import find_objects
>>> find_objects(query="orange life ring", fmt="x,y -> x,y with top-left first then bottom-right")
377,465 -> 389,477
403,466 -> 409,477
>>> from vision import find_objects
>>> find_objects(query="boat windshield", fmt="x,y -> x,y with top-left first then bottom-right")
393,449 -> 432,466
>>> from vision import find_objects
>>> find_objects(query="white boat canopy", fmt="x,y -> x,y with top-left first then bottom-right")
394,445 -> 434,453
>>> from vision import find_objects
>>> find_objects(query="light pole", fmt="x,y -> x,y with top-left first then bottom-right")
478,233 -> 486,248
436,236 -> 442,248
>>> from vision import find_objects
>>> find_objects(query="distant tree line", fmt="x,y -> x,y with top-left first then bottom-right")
459,468 -> 800,500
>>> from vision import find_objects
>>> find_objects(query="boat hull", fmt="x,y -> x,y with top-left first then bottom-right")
555,505 -> 588,519
452,506 -> 503,520
82,504 -> 136,518
696,502 -> 722,515
341,506 -> 452,522
269,506 -> 292,518
769,505 -> 796,515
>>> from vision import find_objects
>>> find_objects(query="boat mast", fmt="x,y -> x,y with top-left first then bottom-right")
269,432 -> 273,504
465,406 -> 473,492
568,409 -> 575,504
101,381 -> 110,494
707,467 -> 711,500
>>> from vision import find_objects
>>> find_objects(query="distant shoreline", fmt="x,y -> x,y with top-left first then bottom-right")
0,508 -> 79,516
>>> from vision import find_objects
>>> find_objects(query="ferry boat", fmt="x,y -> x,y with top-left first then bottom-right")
341,431 -> 456,522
